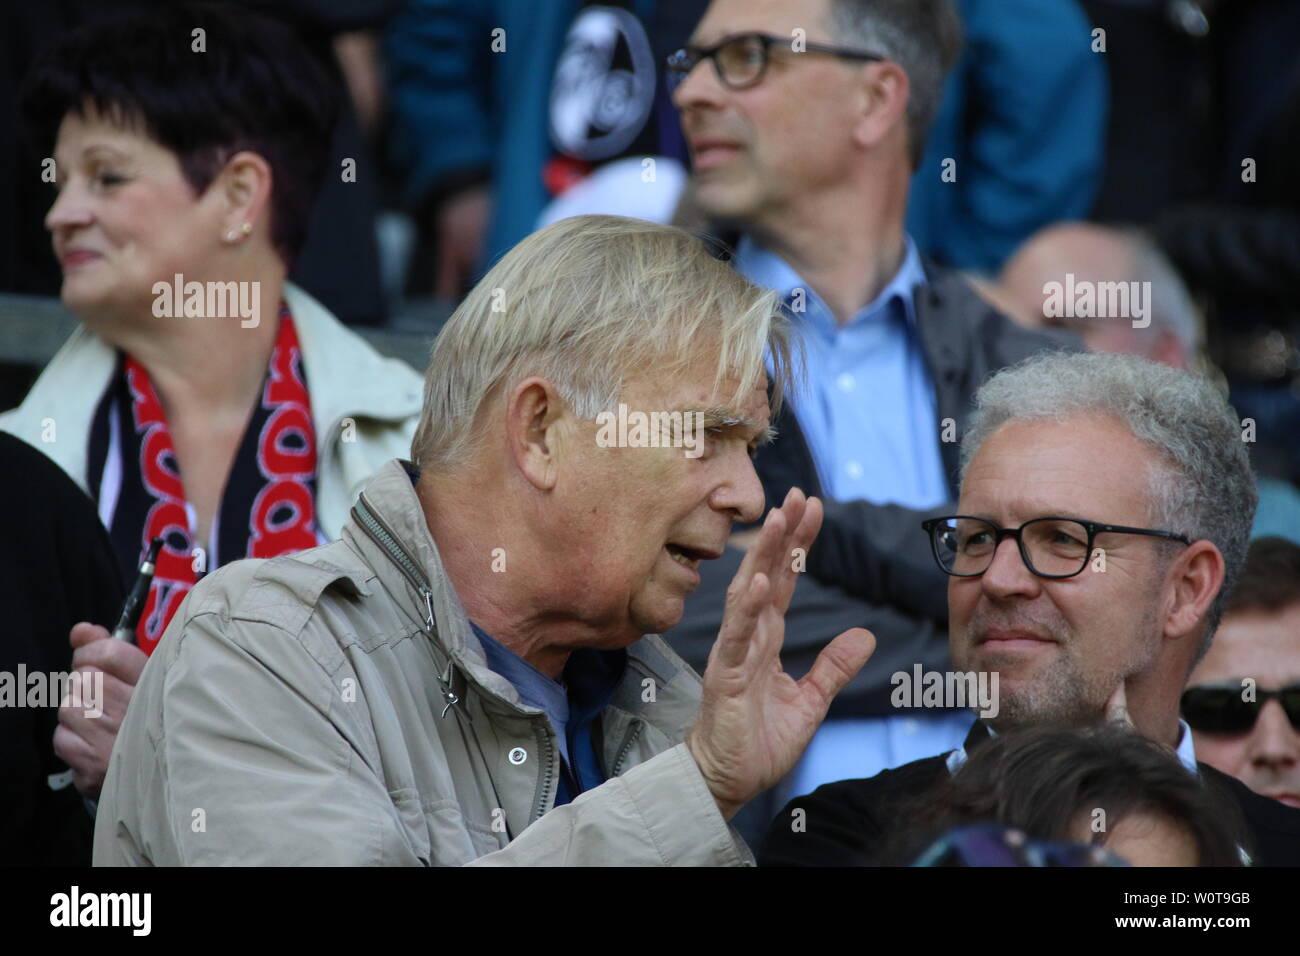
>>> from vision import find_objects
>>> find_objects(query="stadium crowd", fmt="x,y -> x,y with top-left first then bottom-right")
1,0 -> 1298,867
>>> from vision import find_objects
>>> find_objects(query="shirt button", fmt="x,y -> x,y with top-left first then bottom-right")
903,719 -> 920,735
508,747 -> 528,766
836,372 -> 855,392
845,460 -> 863,479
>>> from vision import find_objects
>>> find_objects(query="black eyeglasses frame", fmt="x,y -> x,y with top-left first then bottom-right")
920,514 -> 1193,580
666,31 -> 886,91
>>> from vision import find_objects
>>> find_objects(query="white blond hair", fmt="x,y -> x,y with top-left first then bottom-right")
412,215 -> 792,470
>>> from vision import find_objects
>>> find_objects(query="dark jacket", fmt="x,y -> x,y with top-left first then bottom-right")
760,720 -> 1300,867
666,261 -> 1079,717
0,432 -> 124,865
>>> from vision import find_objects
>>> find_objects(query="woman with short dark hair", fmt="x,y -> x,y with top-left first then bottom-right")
0,3 -> 422,801
3,2 -> 422,654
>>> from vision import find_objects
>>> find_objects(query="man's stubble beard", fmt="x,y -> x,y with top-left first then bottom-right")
958,598 -> 1162,732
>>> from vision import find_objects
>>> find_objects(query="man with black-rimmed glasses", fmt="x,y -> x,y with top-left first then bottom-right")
663,0 -> 1081,846
762,351 -> 1300,866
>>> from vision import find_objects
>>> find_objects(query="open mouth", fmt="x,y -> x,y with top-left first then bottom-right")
665,543 -> 707,571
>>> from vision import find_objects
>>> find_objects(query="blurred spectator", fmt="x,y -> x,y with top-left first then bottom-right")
990,220 -> 1300,546
888,725 -> 1248,867
994,222 -> 1200,367
0,3 -> 421,796
384,0 -> 705,299
906,0 -> 1108,273
1184,537 -> 1300,808
664,0 -> 1078,850
0,434 -> 124,864
1082,0 -> 1300,483
2,0 -> 398,325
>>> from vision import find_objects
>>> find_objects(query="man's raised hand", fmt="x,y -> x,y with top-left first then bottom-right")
687,487 -> 875,820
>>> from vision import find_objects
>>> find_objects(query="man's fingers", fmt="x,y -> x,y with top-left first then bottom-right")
728,505 -> 785,603
713,572 -> 771,671
771,495 -> 823,613
798,627 -> 876,709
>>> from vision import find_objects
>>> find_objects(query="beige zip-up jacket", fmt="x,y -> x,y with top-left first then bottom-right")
0,283 -> 422,539
94,458 -> 754,865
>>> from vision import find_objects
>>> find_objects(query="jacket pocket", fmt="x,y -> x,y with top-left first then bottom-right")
387,787 -> 432,865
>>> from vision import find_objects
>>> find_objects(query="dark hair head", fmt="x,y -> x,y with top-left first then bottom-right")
884,724 -> 1248,866
1224,536 -> 1300,617
827,0 -> 963,170
20,1 -> 339,265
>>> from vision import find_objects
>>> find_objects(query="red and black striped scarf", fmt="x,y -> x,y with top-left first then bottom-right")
89,308 -> 319,654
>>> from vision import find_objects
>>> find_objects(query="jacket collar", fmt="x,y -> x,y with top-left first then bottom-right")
946,717 -> 1201,776
342,459 -> 693,719
343,459 -> 506,692
282,283 -> 423,440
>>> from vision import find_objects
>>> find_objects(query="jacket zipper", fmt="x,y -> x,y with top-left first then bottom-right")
530,722 -> 557,822
352,494 -> 460,716
610,719 -> 643,777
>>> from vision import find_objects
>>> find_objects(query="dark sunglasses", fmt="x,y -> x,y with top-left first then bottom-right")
1181,684 -> 1300,734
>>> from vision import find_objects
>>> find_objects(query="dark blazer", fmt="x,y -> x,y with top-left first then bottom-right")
760,720 -> 1300,867
0,433 -> 125,864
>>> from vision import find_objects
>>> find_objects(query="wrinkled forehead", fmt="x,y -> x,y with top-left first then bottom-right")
622,361 -> 773,437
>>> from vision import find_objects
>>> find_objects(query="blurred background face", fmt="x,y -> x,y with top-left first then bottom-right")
1186,602 -> 1300,807
549,352 -> 769,645
46,107 -> 223,321
994,224 -> 1190,369
950,415 -> 1170,728
672,0 -> 869,229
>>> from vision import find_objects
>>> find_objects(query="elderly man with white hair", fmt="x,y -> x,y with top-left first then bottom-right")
93,215 -> 875,865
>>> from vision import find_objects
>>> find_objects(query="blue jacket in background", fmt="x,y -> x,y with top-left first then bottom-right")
385,0 -> 662,271
906,0 -> 1109,274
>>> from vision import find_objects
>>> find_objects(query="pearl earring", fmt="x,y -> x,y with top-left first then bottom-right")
225,229 -> 239,243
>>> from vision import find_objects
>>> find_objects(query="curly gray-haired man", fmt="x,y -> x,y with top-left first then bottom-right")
765,351 -> 1300,867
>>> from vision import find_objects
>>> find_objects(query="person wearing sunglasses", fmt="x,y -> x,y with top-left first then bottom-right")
1184,537 -> 1300,809
762,351 -> 1300,867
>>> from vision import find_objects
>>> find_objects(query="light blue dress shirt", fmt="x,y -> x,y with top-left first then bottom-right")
733,234 -> 967,797
734,234 -> 949,508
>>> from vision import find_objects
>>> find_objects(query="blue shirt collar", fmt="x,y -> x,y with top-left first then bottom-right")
733,232 -> 927,333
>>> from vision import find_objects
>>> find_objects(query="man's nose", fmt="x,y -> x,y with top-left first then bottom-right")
980,536 -> 1041,600
1247,699 -> 1300,771
671,55 -> 727,113
712,452 -> 765,525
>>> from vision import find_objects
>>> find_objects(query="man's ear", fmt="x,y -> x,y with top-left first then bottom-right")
1163,540 -> 1226,640
852,61 -> 909,153
213,150 -> 273,243
505,377 -> 569,491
